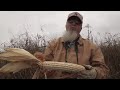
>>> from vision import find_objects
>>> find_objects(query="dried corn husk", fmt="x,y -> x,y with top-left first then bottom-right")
0,62 -> 31,73
0,48 -> 40,62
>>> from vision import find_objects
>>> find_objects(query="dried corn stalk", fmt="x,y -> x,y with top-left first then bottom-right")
0,48 -> 85,74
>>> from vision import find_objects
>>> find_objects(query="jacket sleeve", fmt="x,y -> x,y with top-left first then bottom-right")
44,39 -> 57,61
90,43 -> 110,79
44,39 -> 58,78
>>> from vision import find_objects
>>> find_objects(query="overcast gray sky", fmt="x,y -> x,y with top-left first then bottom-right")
0,11 -> 120,44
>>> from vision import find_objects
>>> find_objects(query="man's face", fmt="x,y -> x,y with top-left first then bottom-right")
62,16 -> 82,42
66,16 -> 82,35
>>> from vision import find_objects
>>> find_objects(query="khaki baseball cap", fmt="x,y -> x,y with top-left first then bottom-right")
67,12 -> 83,23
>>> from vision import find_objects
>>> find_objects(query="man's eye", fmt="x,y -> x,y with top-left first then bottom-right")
68,20 -> 80,25
76,22 -> 79,25
69,21 -> 73,23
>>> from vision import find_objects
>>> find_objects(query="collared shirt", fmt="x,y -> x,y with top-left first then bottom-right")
44,35 -> 109,79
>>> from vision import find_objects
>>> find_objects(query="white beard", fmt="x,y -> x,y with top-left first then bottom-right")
62,30 -> 78,42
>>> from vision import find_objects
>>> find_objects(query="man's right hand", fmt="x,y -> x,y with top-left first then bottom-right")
34,51 -> 45,62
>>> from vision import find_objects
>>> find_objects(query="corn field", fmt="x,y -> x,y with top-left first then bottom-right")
0,31 -> 120,79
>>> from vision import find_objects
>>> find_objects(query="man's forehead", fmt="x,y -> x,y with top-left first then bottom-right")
67,16 -> 82,23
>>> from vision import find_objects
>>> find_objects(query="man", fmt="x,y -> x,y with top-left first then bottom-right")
34,12 -> 109,79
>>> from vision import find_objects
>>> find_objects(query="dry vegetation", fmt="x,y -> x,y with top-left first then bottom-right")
0,31 -> 120,79
0,31 -> 47,79
97,33 -> 120,79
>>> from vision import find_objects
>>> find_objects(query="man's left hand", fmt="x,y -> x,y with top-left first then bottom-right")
58,65 -> 97,79
76,65 -> 97,79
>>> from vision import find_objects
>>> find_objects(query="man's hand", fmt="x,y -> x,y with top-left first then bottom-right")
75,65 -> 97,79
57,65 -> 97,79
34,51 -> 45,62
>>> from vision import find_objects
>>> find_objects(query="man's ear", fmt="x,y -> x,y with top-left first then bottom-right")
80,24 -> 82,29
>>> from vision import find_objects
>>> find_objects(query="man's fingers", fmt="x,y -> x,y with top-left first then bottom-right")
34,51 -> 45,62
82,65 -> 93,70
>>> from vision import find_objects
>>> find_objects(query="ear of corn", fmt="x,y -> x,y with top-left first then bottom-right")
40,61 -> 85,73
0,48 -> 85,74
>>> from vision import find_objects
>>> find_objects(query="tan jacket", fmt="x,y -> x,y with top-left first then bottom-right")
44,35 -> 109,79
